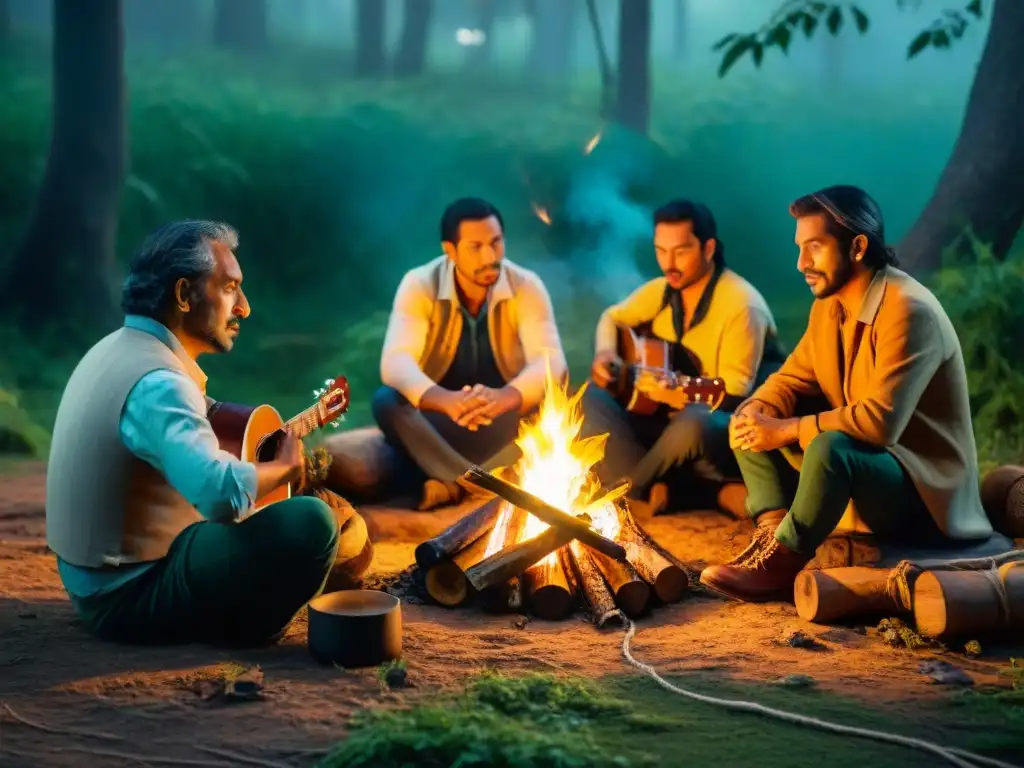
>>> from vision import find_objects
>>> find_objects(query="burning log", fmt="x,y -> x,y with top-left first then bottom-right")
463,465 -> 626,561
525,546 -> 577,621
615,501 -> 689,603
414,498 -> 503,571
913,561 -> 1024,639
586,545 -> 650,617
794,567 -> 908,624
479,505 -> 529,613
568,540 -> 623,628
464,513 -> 593,593
424,532 -> 493,607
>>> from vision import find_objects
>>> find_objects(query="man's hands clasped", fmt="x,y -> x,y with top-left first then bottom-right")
728,406 -> 800,453
435,384 -> 523,431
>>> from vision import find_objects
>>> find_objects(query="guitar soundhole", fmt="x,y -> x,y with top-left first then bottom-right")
256,430 -> 283,462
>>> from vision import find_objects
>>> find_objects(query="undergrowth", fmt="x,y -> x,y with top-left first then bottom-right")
317,671 -> 642,768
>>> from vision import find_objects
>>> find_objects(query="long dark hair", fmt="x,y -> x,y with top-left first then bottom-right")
789,185 -> 898,268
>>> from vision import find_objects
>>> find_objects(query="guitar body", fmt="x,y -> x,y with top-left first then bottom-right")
611,324 -> 726,414
209,401 -> 292,510
613,326 -> 670,416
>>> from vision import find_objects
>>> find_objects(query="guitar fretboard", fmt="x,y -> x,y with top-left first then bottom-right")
284,404 -> 321,440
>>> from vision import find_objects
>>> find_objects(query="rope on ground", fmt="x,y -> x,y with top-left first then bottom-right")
619,619 -> 1020,768
885,550 -> 1024,614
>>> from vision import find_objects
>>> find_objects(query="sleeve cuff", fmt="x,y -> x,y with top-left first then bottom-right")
797,414 -> 820,451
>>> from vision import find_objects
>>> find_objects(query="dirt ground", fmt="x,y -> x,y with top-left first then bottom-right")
0,461 -> 1020,767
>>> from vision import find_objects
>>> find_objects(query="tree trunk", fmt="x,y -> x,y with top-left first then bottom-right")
464,0 -> 496,70
393,0 -> 434,77
898,0 -> 1024,272
213,0 -> 267,53
0,0 -> 10,40
672,0 -> 686,59
525,0 -> 578,77
613,0 -> 651,134
354,0 -> 386,77
1,0 -> 125,334
585,0 -> 614,114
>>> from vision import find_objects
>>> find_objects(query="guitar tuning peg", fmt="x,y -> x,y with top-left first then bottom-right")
323,378 -> 334,386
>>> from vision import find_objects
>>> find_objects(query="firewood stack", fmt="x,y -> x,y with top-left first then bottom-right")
414,467 -> 689,625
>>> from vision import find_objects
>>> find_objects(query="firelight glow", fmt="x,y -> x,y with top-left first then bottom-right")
484,364 -> 623,563
455,28 -> 486,46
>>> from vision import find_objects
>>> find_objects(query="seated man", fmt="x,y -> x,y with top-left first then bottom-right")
583,199 -> 784,510
700,185 -> 994,603
47,220 -> 371,646
374,197 -> 567,510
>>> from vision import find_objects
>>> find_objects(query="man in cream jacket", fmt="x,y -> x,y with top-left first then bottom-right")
373,197 -> 567,509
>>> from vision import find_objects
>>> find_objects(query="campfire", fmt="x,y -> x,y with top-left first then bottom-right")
414,371 -> 689,626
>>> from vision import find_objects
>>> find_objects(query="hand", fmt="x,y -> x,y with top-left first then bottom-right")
275,428 -> 306,483
591,350 -> 624,390
455,384 -> 522,431
634,369 -> 685,409
729,411 -> 799,453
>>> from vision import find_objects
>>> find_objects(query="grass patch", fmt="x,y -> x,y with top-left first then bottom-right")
317,669 -> 1024,768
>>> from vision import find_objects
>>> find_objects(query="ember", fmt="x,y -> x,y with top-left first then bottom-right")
415,368 -> 689,624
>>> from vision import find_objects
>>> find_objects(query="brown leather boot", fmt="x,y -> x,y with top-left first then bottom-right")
700,534 -> 811,603
722,509 -> 787,566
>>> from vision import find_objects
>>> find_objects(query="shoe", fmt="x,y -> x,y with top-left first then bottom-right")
722,509 -> 787,566
700,534 -> 811,603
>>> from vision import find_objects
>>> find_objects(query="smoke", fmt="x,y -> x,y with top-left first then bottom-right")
558,135 -> 654,305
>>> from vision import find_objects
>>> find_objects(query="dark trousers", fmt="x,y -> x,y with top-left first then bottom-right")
737,431 -> 942,556
371,385 -> 523,488
580,384 -> 740,500
69,496 -> 343,646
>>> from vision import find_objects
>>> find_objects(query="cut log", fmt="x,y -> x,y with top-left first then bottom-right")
568,540 -> 623,627
424,531 -> 493,607
414,497 -> 503,570
794,567 -> 908,624
463,465 -> 626,560
913,561 -> 1024,639
525,546 -> 577,621
615,501 -> 689,603
478,505 -> 528,613
586,544 -> 650,617
980,464 -> 1024,539
464,513 -> 593,593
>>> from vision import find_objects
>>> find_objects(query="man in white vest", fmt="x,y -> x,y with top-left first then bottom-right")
46,220 -> 370,646
372,198 -> 567,510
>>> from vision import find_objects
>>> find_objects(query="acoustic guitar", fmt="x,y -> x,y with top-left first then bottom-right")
208,376 -> 350,510
609,325 -> 726,416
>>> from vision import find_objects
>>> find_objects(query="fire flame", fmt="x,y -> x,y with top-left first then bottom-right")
483,364 -> 624,562
531,202 -> 551,225
584,129 -> 602,155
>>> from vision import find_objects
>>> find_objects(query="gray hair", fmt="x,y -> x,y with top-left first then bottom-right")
120,220 -> 239,319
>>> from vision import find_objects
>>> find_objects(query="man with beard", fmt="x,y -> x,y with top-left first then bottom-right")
699,185 -> 994,603
373,197 -> 567,510
47,220 -> 371,646
583,199 -> 784,511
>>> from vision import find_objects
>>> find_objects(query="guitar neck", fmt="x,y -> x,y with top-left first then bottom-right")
284,403 -> 321,440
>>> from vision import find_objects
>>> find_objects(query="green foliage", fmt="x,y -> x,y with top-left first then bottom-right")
931,234 -> 1024,471
317,671 -> 640,768
0,385 -> 50,457
714,0 -> 987,77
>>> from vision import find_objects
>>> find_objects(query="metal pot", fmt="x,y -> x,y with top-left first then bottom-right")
307,589 -> 402,668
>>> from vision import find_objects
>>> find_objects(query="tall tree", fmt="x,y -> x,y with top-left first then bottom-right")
715,0 -> 1024,273
0,0 -> 10,41
613,0 -> 651,134
464,0 -> 497,69
354,0 -> 387,77
673,0 -> 688,58
1,0 -> 125,333
213,0 -> 267,53
525,0 -> 579,77
393,0 -> 434,77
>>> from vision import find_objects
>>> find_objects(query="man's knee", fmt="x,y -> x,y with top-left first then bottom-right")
371,386 -> 410,426
656,408 -> 708,456
266,496 -> 339,559
802,431 -> 859,476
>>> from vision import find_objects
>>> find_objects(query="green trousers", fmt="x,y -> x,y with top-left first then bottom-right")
735,431 -> 942,557
69,496 -> 341,646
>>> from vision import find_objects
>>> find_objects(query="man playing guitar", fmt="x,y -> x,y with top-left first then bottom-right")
583,199 -> 785,512
46,220 -> 370,646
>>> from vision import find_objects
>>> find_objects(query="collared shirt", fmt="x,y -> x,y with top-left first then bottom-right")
58,315 -> 258,598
